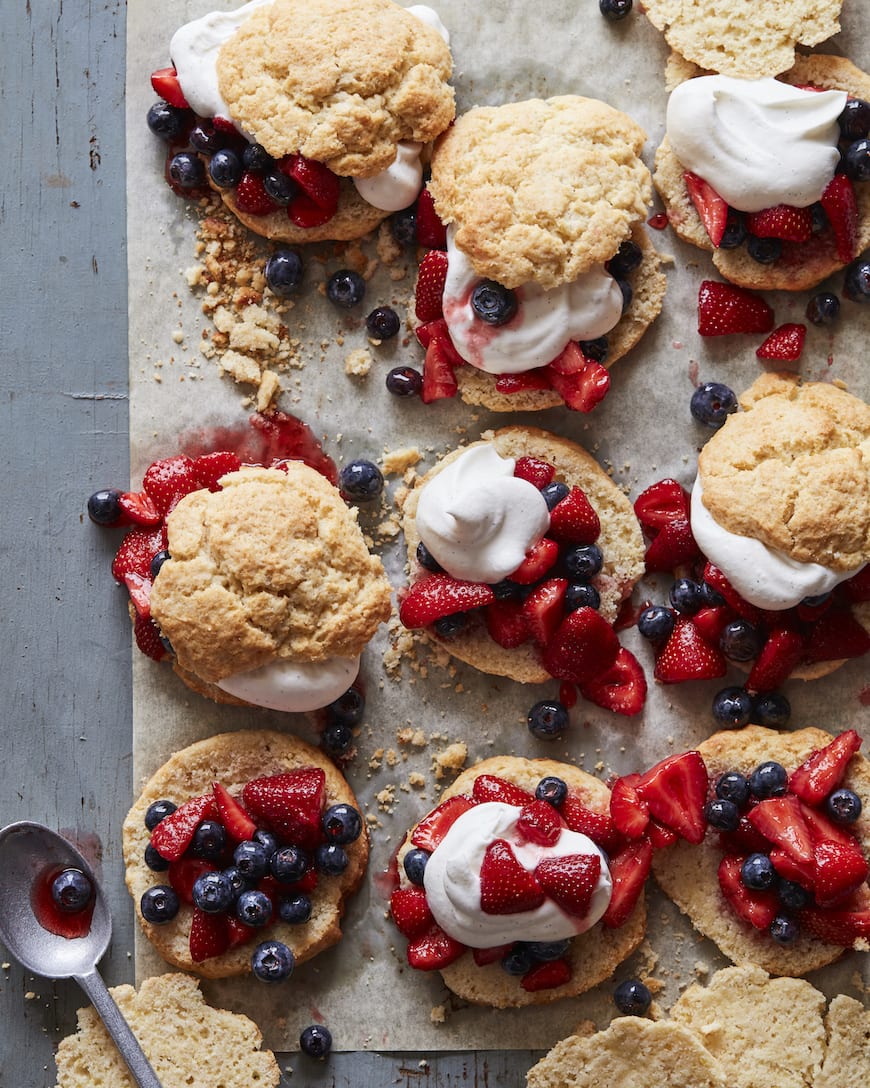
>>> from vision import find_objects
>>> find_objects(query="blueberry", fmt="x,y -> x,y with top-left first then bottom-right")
326,269 -> 365,308
751,692 -> 791,729
402,848 -> 431,886
703,798 -> 739,832
637,605 -> 675,642
669,578 -> 704,615
208,148 -> 242,189
747,235 -> 783,263
236,889 -> 273,927
144,800 -> 177,831
264,249 -> 303,297
168,151 -> 205,190
578,336 -> 608,363
192,871 -> 234,914
699,581 -> 726,607
326,687 -> 365,726
233,840 -> 271,881
278,893 -> 312,925
599,0 -> 633,20
801,591 -> 833,608
434,613 -> 467,638
616,278 -> 633,311
718,211 -> 747,249
190,820 -> 227,861
749,761 -> 788,800
339,459 -> 384,502
565,582 -> 601,612
490,579 -> 522,601
769,914 -> 800,945
826,787 -> 862,824
843,138 -> 870,182
253,829 -> 279,857
805,292 -> 840,326
188,122 -> 224,154
50,869 -> 93,913
262,169 -> 297,205
242,143 -> 274,173
535,776 -> 568,807
146,101 -> 187,141
150,549 -> 171,580
712,687 -> 753,729
613,978 -> 652,1016
778,879 -> 810,911
527,700 -> 569,741
607,239 -> 643,278
271,845 -> 309,885
563,544 -> 604,580
470,280 -> 517,325
251,939 -> 294,982
386,365 -> 423,396
140,885 -> 179,924
843,257 -> 870,302
366,306 -> 401,340
221,866 -> 248,898
690,382 -> 738,428
526,938 -> 570,962
300,1024 -> 332,1060
320,720 -> 354,756
715,772 -> 750,809
416,541 -> 443,572
540,481 -> 570,511
501,944 -> 535,975
144,843 -> 169,872
719,618 -> 762,661
315,843 -> 349,876
87,488 -> 122,526
810,202 -> 829,234
741,852 -> 776,891
390,206 -> 417,246
322,803 -> 363,845
841,97 -> 870,139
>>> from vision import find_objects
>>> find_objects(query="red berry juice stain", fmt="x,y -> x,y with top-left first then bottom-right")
372,850 -> 400,902
30,867 -> 95,939
559,682 -> 578,709
859,686 -> 870,707
688,359 -> 699,387
647,212 -> 669,230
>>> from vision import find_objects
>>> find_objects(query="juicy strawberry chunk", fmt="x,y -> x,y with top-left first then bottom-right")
535,853 -> 601,917
117,491 -> 161,527
124,572 -> 152,619
189,908 -> 229,962
560,796 -> 620,852
485,598 -> 530,648
390,886 -> 434,939
746,204 -> 813,242
560,681 -> 579,709
479,839 -> 544,915
517,800 -> 564,847
747,795 -> 814,865
514,456 -> 555,489
415,188 -> 447,249
814,840 -> 870,908
472,775 -> 535,807
226,914 -> 257,950
521,577 -> 568,645
843,565 -> 870,603
635,751 -> 708,844
789,730 -> 863,806
421,337 -> 459,403
281,154 -> 340,213
415,318 -> 464,362
472,943 -> 514,966
521,958 -> 572,992
150,67 -> 189,109
415,250 -> 449,323
684,172 -> 729,246
150,794 -> 217,862
411,795 -> 476,852
548,487 -> 601,544
241,769 -> 326,851
647,819 -> 678,849
653,618 -> 726,684
697,280 -> 775,337
610,774 -> 650,840
142,455 -> 200,517
168,857 -> 216,905
692,606 -> 735,646
633,478 -> 690,531
702,563 -> 763,624
800,907 -> 870,947
546,351 -> 610,412
602,839 -> 652,928
746,627 -> 805,692
820,173 -> 858,263
509,538 -> 560,585
756,322 -> 806,361
719,816 -> 772,857
580,648 -> 647,717
799,800 -> 857,849
407,924 -> 466,969
289,191 -> 335,228
769,848 -> 816,890
717,855 -> 779,931
234,171 -> 279,216
192,451 -> 242,491
804,611 -> 870,663
212,782 -> 257,843
643,517 -> 701,572
495,370 -> 552,394
400,574 -> 495,627
133,613 -> 167,662
542,607 -> 620,684
111,528 -> 163,582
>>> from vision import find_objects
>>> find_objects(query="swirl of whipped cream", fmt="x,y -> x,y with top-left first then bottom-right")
666,76 -> 846,213
353,142 -> 423,212
415,445 -> 550,583
216,654 -> 360,712
690,477 -> 865,610
423,802 -> 612,947
441,228 -> 624,374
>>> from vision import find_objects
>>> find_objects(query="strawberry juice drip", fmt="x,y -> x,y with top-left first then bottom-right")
31,867 -> 95,939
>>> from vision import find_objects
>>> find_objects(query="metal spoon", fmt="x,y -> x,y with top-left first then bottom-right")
0,821 -> 162,1088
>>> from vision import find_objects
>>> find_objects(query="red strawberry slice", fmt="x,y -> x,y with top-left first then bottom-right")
472,775 -> 535,807
560,796 -> 621,852
517,801 -> 564,847
719,816 -> 772,857
549,487 -> 601,544
168,857 -> 216,905
702,563 -> 763,624
580,648 -> 647,717
746,204 -> 813,242
609,774 -> 650,840
756,322 -> 806,361
602,838 -> 652,928
799,800 -> 857,849
684,172 -> 728,246
746,795 -> 814,865
150,67 -> 189,109
647,819 -> 678,849
415,250 -> 449,323
643,517 -> 701,572
485,599 -> 530,648
415,188 -> 447,249
142,456 -> 200,517
226,914 -> 257,950
421,337 -> 459,403
804,611 -> 870,663
560,681 -> 578,709
546,350 -> 610,412
212,782 -> 257,843
820,173 -> 858,262
717,855 -> 779,931
400,574 -> 495,628
407,924 -> 466,969
111,528 -> 163,582
411,795 -> 476,851
542,607 -> 620,684
495,370 -> 552,395
124,572 -> 152,619
241,769 -> 326,851
150,793 -> 217,862
472,943 -> 514,966
697,280 -> 775,336
843,565 -> 870,603
635,751 -> 708,844
692,605 -> 735,645
234,172 -> 279,216
789,730 -> 863,806
509,538 -> 560,585
653,618 -> 726,684
479,839 -> 545,915
117,491 -> 161,528
814,840 -> 870,908
288,192 -> 334,228
521,958 -> 572,992
390,886 -> 434,939
769,848 -> 816,890
797,594 -> 834,623
192,451 -> 242,491
521,577 -> 568,645
281,154 -> 340,214
535,853 -> 601,917
189,908 -> 229,962
134,613 -> 167,661
514,456 -> 555,489
800,907 -> 870,947
746,627 -> 805,692
415,318 -> 464,361
633,478 -> 690,531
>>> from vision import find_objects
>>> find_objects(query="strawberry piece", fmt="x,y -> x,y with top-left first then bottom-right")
514,456 -> 555,489
142,456 -> 200,517
800,907 -> 870,947
400,574 -> 495,628
117,491 -> 161,527
747,627 -> 805,692
415,188 -> 447,249
189,908 -> 229,962
421,337 -> 459,403
521,577 -> 568,645
521,958 -> 572,992
602,839 -> 652,928
647,819 -> 678,849
548,487 -> 601,544
472,775 -> 535,807
390,886 -> 434,939
517,801 -> 564,847
542,607 -> 620,684
814,840 -> 870,908
472,943 -> 514,966
692,605 -> 735,645
653,618 -> 726,684
580,648 -> 647,717
546,350 -> 610,412
111,528 -> 163,582
281,154 -> 340,214
414,250 -> 449,323
635,751 -> 708,844
192,452 -> 242,491
485,599 -> 530,648
804,611 -> 870,663
633,479 -> 690,531
560,682 -> 579,709
411,795 -> 476,852
843,565 -> 870,603
719,816 -> 772,857
769,848 -> 816,890
241,769 -> 326,851
746,795 -> 814,865
746,204 -> 813,242
168,857 -> 216,905
226,914 -> 257,950
610,774 -> 650,840
150,67 -> 189,109
756,322 -> 806,361
479,840 -> 544,915
415,318 -> 465,363
124,572 -> 152,619
407,924 -> 466,969
234,171 -> 279,216
799,799 -> 859,849
535,853 -> 601,917
820,173 -> 858,263
560,796 -> 620,852
684,172 -> 728,246
150,793 -> 217,862
133,613 -> 167,662
288,192 -> 334,228
697,280 -> 775,337
212,782 -> 257,843
509,538 -> 560,585
495,370 -> 552,394
643,517 -> 700,572
789,730 -> 863,806
702,563 -> 763,624
717,855 -> 779,930
797,594 -> 834,623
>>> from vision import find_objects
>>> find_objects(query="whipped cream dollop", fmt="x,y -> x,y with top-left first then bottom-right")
667,76 -> 846,213
442,228 -> 624,373
353,142 -> 424,212
690,477 -> 864,610
423,801 -> 612,947
216,654 -> 360,712
415,445 -> 550,583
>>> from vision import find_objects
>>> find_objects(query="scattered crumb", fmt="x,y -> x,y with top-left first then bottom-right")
430,1004 -> 447,1024
344,347 -> 373,377
408,772 -> 426,789
376,785 -> 396,812
382,446 -> 422,475
433,742 -> 467,781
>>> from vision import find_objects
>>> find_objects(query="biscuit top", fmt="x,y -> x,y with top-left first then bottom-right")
642,0 -> 842,79
216,0 -> 454,176
697,373 -> 870,571
149,465 -> 392,682
428,96 -> 651,290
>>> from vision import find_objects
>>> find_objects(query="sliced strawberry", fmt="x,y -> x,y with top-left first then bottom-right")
472,943 -> 514,966
635,751 -> 708,844
400,574 -> 495,628
415,188 -> 447,249
684,172 -> 728,246
111,528 -> 163,582
117,491 -> 161,527
789,730 -> 862,806
843,565 -> 870,603
647,819 -> 678,849
480,839 -> 544,915
814,840 -> 870,908
535,853 -> 601,918
241,769 -> 326,851
189,908 -> 229,962
149,793 -> 217,862
702,563 -> 763,624
421,337 -> 459,403
521,577 -> 568,645
415,318 -> 464,363
697,280 -> 775,337
580,648 -> 647,717
800,907 -> 870,947
124,572 -> 152,619
820,173 -> 858,263
226,914 -> 257,950
495,370 -> 552,395
517,801 -> 564,847
797,594 -> 834,623
746,204 -> 813,242
281,154 -> 340,213
633,479 -> 690,531
390,886 -> 434,939
717,855 -> 779,931
472,775 -> 535,807
133,612 -> 167,662
414,250 -> 449,323
407,924 -> 466,969
560,796 -> 621,852
804,611 -> 870,663
168,857 -> 216,905
542,607 -> 620,684
643,517 -> 701,572
756,322 -> 806,361
509,538 -> 560,585
485,599 -> 530,648
692,605 -> 735,645
549,487 -> 601,544
150,66 -> 189,109
521,958 -> 572,992
800,799 -> 858,849
769,848 -> 816,890
746,627 -> 805,692
192,451 -> 242,491
234,171 -> 279,216
514,456 -> 555,489
610,774 -> 650,840
288,194 -> 330,229
746,795 -> 814,865
546,351 -> 610,412
411,795 -> 476,852
212,782 -> 257,843
602,838 -> 652,928
653,618 -> 726,684
142,455 -> 200,517
719,816 -> 772,857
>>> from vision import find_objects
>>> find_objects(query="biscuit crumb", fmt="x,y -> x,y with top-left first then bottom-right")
433,742 -> 467,780
344,347 -> 373,377
430,1004 -> 447,1024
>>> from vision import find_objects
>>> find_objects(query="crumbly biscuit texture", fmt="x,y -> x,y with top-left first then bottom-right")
697,373 -> 870,571
642,0 -> 841,79
817,994 -> 870,1088
217,0 -> 454,176
396,756 -> 646,1007
429,96 -> 651,289
123,730 -> 368,978
653,726 -> 870,976
149,465 -> 392,684
53,973 -> 280,1088
401,427 -> 645,682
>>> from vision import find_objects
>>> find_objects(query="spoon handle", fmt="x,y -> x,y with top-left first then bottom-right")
75,968 -> 164,1088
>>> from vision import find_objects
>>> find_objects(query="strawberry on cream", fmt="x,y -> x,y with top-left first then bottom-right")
423,801 -> 612,947
216,654 -> 360,712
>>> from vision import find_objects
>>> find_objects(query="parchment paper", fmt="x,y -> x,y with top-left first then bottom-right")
127,0 -> 870,1052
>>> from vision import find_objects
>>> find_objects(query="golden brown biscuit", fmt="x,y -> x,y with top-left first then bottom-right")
817,994 -> 870,1087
